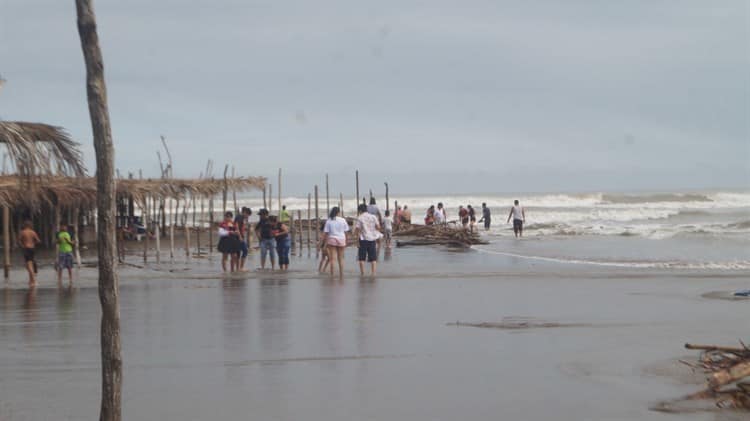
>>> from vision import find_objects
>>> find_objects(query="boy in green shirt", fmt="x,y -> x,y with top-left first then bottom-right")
57,223 -> 75,283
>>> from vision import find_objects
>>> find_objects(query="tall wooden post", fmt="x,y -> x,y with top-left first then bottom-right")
268,184 -> 273,213
355,170 -> 360,211
3,206 -> 10,279
339,193 -> 344,217
198,195 -> 204,255
75,0 -> 122,418
307,193 -> 311,250
143,201 -> 148,263
314,185 -> 319,253
184,195 -> 191,259
208,196 -> 214,260
278,168 -> 282,213
325,173 -> 330,212
297,210 -> 303,254
385,182 -> 390,214
262,184 -> 267,209
231,166 -> 237,212
155,221 -> 161,264
222,164 -> 228,213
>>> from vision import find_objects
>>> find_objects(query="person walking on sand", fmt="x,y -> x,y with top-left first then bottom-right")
383,210 -> 393,249
355,204 -> 382,276
478,203 -> 491,230
17,221 -> 40,287
57,223 -> 75,283
507,200 -> 526,237
255,209 -> 276,270
271,215 -> 291,271
323,206 -> 349,279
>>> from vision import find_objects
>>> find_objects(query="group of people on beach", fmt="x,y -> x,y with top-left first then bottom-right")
17,220 -> 77,287
422,202 -> 493,231
217,206 -> 293,273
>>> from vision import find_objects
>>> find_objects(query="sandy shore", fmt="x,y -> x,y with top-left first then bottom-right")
0,244 -> 748,420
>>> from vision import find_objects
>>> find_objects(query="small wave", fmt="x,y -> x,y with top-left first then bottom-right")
474,248 -> 750,270
600,193 -> 712,205
728,220 -> 750,230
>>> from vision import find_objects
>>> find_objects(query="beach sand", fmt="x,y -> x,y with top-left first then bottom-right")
0,244 -> 748,420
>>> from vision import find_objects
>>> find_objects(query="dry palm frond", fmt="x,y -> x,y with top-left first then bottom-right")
0,121 -> 85,177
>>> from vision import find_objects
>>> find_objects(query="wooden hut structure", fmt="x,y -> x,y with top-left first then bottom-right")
0,121 -> 266,276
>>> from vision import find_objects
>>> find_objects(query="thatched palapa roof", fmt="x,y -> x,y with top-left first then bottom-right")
0,175 -> 266,210
0,122 -> 86,177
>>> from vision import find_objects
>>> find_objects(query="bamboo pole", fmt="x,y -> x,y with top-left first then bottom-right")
268,184 -> 273,213
143,200 -> 148,263
155,220 -> 161,264
307,193 -> 311,250
231,166 -> 237,212
290,212 -> 295,252
325,173 -> 330,212
339,193 -> 344,217
314,185 -> 319,253
184,195 -> 191,259
355,170 -> 359,211
278,168 -> 282,214
3,206 -> 10,279
222,164 -> 228,213
297,210 -> 303,254
385,182 -> 390,214
198,195 -> 204,255
73,207 -> 82,268
208,196 -> 214,260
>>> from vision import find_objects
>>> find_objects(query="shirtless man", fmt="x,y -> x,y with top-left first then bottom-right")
18,220 -> 41,287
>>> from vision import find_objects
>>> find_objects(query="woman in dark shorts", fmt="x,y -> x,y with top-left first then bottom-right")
271,215 -> 291,271
218,211 -> 242,272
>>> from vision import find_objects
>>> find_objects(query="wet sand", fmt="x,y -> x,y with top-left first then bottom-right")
0,245 -> 748,420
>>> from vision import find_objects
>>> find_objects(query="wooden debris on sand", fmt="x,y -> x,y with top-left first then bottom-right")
393,224 -> 487,248
655,341 -> 750,411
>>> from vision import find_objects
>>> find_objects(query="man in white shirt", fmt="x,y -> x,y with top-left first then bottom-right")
435,202 -> 447,225
355,204 -> 382,275
506,200 -> 526,237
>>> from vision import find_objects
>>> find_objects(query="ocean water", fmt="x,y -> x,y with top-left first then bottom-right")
166,190 -> 750,272
252,190 -> 750,272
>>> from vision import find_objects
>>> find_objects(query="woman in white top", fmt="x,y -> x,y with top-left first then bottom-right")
323,206 -> 349,279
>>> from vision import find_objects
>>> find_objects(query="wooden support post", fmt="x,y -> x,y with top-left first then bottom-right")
184,195 -> 191,260
268,184 -> 273,213
307,193 -> 311,250
355,170 -> 359,211
222,164 -> 228,213
169,217 -> 174,261
314,185 -> 319,253
339,193 -> 344,217
198,195 -> 204,255
73,207 -> 82,268
231,166 -> 237,212
297,210 -> 303,254
290,212 -> 295,252
155,221 -> 161,264
3,206 -> 10,279
278,168 -> 282,214
208,196 -> 214,260
262,184 -> 267,209
143,200 -> 148,263
385,182 -> 390,214
325,173 -> 330,212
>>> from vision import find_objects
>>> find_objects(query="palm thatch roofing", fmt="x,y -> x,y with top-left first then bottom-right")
0,122 -> 86,177
0,175 -> 266,210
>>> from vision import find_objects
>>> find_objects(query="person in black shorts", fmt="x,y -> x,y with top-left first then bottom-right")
17,220 -> 41,287
506,200 -> 526,238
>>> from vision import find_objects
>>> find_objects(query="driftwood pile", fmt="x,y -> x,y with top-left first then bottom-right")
659,342 -> 750,411
394,224 -> 487,248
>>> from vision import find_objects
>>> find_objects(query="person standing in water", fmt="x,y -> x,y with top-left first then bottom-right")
279,205 -> 291,225
468,205 -> 477,232
255,209 -> 276,270
478,203 -> 491,230
383,210 -> 393,249
17,220 -> 40,287
355,204 -> 382,276
57,223 -> 75,283
507,200 -> 526,237
401,205 -> 412,225
272,215 -> 291,271
323,206 -> 349,279
435,203 -> 447,225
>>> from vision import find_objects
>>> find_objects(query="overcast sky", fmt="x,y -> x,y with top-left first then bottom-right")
1,1 -> 748,195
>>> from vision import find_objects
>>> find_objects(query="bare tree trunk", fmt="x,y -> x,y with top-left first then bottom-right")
75,1 -> 122,420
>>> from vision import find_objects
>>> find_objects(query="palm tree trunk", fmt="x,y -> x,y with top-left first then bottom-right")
75,1 -> 122,420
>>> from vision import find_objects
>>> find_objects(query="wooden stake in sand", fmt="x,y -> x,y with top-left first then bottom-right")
143,199 -> 149,263
355,170 -> 359,211
307,193 -> 311,250
385,182 -> 389,214
314,185 -> 319,253
222,164 -> 228,213
325,174 -> 330,212
298,210 -> 303,254
208,196 -> 214,260
3,206 -> 10,279
262,184 -> 267,209
73,207 -> 82,268
339,193 -> 344,217
268,184 -> 273,213
198,195 -> 204,256
278,168 -> 282,214
155,220 -> 161,264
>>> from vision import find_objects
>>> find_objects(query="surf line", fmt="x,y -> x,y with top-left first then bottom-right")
473,247 -> 664,269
